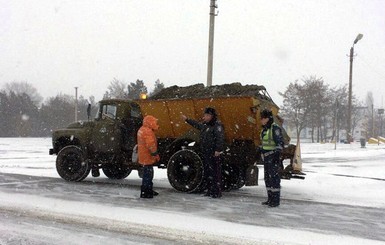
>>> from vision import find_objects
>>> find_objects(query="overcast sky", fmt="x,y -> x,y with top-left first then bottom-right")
1,0 -> 384,107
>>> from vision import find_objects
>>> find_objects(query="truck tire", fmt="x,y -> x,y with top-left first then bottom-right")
102,163 -> 132,179
167,149 -> 204,193
222,163 -> 245,190
56,146 -> 90,181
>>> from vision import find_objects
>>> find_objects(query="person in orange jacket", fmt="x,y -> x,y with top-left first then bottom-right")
137,115 -> 160,198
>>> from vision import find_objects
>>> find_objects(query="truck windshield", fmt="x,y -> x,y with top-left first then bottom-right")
95,104 -> 117,120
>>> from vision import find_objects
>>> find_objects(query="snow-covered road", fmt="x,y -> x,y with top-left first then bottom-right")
1,138 -> 385,244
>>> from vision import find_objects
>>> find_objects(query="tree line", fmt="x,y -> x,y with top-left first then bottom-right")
0,79 -> 164,137
1,77 -> 377,140
279,76 -> 376,142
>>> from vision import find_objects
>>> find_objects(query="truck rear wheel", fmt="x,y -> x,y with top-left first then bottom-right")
167,149 -> 204,193
56,146 -> 90,181
102,163 -> 131,179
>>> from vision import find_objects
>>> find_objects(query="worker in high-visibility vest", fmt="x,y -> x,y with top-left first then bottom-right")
260,109 -> 284,207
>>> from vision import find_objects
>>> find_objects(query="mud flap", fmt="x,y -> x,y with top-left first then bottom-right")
245,164 -> 259,186
281,163 -> 306,180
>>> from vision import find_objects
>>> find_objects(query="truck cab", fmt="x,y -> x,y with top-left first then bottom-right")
50,99 -> 143,181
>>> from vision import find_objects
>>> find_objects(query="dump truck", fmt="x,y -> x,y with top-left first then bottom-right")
49,83 -> 302,192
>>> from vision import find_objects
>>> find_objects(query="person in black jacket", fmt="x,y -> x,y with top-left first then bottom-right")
260,109 -> 284,207
181,107 -> 225,198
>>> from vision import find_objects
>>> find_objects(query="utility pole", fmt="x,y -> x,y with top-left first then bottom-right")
346,34 -> 363,143
75,87 -> 78,122
347,46 -> 354,143
206,0 -> 217,87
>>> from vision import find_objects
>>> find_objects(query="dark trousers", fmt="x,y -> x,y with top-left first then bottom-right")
263,151 -> 281,205
203,154 -> 222,197
141,165 -> 154,196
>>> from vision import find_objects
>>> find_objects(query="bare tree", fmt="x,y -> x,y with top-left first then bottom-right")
0,91 -> 39,136
103,91 -> 111,99
39,94 -> 75,135
107,78 -> 127,99
280,78 -> 365,142
302,76 -> 330,142
332,85 -> 363,141
279,81 -> 311,139
3,81 -> 43,106
104,78 -> 148,100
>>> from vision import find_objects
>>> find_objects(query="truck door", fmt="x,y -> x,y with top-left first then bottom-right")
121,102 -> 143,153
91,103 -> 122,153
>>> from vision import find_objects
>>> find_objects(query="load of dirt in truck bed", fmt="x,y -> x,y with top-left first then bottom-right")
150,83 -> 274,102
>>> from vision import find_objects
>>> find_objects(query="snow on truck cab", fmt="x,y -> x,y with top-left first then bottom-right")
49,83 -> 303,192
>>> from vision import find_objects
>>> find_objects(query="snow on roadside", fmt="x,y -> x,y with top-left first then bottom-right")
0,191 -> 383,245
282,142 -> 385,208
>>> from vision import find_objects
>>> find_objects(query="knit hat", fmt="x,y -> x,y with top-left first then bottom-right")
260,109 -> 273,119
204,107 -> 217,117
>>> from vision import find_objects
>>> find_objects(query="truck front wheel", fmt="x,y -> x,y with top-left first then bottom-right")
56,146 -> 90,181
167,149 -> 204,193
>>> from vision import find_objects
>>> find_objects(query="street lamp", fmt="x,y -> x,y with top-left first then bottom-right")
346,33 -> 363,143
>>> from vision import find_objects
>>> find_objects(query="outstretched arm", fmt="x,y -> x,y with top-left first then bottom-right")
181,114 -> 203,130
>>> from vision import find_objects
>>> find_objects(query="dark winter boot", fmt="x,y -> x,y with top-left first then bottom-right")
140,187 -> 153,198
268,191 -> 280,207
211,192 -> 222,198
152,190 -> 159,196
262,191 -> 272,205
91,168 -> 100,177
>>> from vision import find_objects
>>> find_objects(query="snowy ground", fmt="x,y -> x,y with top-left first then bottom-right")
0,138 -> 385,244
